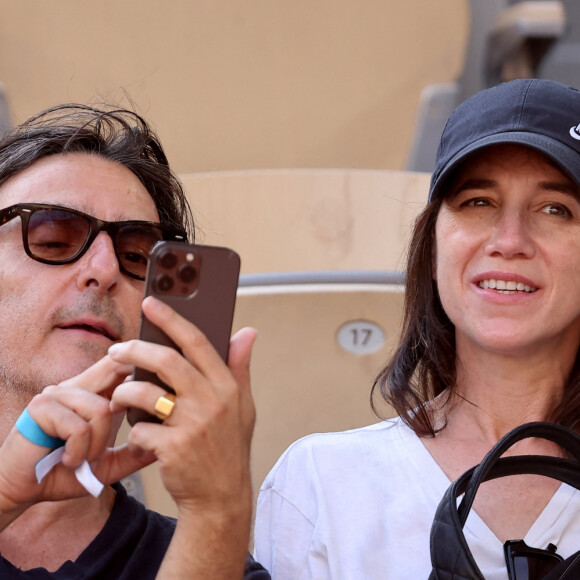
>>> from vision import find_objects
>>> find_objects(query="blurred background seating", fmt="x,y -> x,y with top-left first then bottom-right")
0,1 -> 468,173
407,0 -> 579,172
181,168 -> 428,274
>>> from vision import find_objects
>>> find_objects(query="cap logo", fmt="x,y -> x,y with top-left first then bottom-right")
569,123 -> 580,141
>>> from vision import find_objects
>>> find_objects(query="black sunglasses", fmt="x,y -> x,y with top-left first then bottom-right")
504,539 -> 564,580
0,203 -> 187,280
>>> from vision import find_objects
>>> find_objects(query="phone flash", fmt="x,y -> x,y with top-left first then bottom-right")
186,253 -> 195,262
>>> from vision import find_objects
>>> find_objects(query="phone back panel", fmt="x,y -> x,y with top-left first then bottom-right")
128,242 -> 240,424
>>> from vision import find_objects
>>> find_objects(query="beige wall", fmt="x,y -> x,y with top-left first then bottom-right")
0,1 -> 467,174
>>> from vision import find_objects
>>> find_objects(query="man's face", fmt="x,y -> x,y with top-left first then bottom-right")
0,153 -> 159,398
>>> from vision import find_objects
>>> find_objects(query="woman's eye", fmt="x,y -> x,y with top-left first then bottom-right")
460,197 -> 490,208
541,204 -> 572,218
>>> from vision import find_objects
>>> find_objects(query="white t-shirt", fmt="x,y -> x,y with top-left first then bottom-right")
253,417 -> 580,580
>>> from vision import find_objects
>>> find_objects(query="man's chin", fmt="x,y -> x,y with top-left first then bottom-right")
41,344 -> 111,386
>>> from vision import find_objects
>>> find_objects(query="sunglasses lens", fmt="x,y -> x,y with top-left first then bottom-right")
505,541 -> 564,580
23,206 -> 173,280
115,224 -> 164,279
512,554 -> 561,579
27,208 -> 90,262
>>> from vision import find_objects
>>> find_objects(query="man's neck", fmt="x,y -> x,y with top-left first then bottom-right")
0,486 -> 116,572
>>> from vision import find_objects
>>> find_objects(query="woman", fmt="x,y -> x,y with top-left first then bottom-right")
253,78 -> 580,579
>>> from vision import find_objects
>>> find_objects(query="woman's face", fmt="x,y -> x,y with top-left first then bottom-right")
434,144 -> 580,360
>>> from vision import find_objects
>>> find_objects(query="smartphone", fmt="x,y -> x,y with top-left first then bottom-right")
126,241 -> 241,425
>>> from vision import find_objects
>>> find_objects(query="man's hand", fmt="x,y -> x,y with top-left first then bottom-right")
0,356 -> 155,529
108,295 -> 257,517
108,296 -> 258,579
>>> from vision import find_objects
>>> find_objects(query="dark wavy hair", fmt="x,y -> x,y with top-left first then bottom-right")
371,192 -> 580,437
0,103 -> 194,238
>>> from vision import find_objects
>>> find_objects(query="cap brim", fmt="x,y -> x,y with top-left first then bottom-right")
429,132 -> 580,201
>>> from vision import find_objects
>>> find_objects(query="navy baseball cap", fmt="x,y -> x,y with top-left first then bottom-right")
429,78 -> 580,201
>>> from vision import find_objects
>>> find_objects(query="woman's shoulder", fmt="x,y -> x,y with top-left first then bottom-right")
260,416 -> 419,489
284,415 -> 414,452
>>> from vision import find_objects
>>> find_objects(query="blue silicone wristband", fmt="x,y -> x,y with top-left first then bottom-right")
15,408 -> 65,448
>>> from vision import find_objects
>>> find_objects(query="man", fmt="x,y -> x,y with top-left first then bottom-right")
0,103 -> 269,578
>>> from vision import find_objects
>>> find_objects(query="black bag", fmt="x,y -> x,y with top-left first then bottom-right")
428,422 -> 580,579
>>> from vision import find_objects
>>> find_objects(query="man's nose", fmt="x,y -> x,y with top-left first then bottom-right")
75,232 -> 121,292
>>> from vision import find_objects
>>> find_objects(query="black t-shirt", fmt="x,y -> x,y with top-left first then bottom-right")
0,484 -> 270,579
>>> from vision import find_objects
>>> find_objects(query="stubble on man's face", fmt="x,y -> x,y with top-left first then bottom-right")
0,290 -> 130,400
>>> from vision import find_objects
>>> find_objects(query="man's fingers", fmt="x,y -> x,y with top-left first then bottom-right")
26,389 -> 113,466
57,355 -> 133,395
92,444 -> 157,485
227,327 -> 257,388
110,381 -> 174,418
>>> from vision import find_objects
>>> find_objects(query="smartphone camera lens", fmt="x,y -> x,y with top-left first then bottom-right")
178,264 -> 197,284
155,273 -> 174,293
159,251 -> 178,270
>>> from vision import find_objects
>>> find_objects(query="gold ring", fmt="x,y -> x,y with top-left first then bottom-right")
154,393 -> 176,421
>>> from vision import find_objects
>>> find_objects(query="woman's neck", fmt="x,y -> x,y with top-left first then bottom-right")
438,338 -> 572,442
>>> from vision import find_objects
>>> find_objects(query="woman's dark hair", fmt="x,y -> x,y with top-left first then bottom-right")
0,103 -> 194,238
372,190 -> 580,437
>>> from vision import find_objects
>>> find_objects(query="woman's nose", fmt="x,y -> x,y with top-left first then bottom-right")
483,210 -> 536,260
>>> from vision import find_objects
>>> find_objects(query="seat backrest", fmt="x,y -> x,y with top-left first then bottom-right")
116,274 -> 405,517
234,273 -> 404,494
536,0 -> 580,85
406,0 -> 568,173
181,168 -> 430,274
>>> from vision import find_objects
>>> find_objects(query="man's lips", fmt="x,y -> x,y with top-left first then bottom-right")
56,320 -> 119,341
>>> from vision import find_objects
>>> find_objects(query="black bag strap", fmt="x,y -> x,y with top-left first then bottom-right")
458,422 -> 580,524
429,422 -> 580,580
